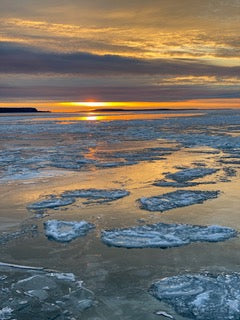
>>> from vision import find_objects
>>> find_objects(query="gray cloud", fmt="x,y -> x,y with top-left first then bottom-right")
0,42 -> 240,78
1,0 -> 239,28
0,84 -> 239,102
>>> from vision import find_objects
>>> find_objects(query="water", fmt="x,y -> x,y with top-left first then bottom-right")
0,109 -> 240,319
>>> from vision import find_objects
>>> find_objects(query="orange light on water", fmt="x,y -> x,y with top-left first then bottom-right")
82,116 -> 98,121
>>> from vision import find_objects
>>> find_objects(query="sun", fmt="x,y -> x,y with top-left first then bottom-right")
58,101 -> 109,110
81,102 -> 106,107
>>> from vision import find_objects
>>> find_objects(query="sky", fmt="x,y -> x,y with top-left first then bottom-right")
0,0 -> 240,111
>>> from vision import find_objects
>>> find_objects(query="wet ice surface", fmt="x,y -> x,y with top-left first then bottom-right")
0,268 -> 94,320
44,220 -> 95,242
166,168 -> 219,182
150,273 -> 240,320
139,190 -> 219,212
101,223 -> 237,248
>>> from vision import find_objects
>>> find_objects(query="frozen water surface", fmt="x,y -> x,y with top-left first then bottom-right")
1,110 -> 240,319
139,190 -> 219,212
1,110 -> 240,182
101,223 -> 237,248
44,220 -> 95,242
150,273 -> 240,320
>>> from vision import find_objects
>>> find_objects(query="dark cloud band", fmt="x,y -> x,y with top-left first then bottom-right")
0,84 -> 239,101
0,42 -> 239,77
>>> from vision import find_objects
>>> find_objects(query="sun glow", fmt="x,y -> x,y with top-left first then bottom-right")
59,101 -> 108,108
83,116 -> 98,121
0,99 -> 240,113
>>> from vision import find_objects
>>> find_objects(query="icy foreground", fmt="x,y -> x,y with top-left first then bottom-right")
44,220 -> 95,242
139,190 -> 219,212
0,270 -> 94,320
166,168 -> 219,182
101,223 -> 237,248
150,273 -> 240,320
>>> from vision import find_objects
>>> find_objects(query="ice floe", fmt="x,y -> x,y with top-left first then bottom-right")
139,190 -> 219,212
101,223 -> 237,248
28,188 -> 130,211
153,179 -> 200,188
166,168 -> 219,182
0,267 -> 94,320
62,188 -> 130,203
27,196 -> 75,210
44,220 -> 95,242
150,273 -> 240,320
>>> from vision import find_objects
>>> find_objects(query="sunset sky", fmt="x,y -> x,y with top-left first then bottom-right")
0,0 -> 240,111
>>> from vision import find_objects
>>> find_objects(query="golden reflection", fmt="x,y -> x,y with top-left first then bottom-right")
82,116 -> 98,121
33,113 -> 203,123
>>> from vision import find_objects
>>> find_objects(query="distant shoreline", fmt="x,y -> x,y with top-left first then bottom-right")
0,107 -> 50,113
91,108 -> 199,112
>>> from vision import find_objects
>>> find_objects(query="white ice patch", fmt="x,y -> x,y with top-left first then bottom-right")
44,220 -> 95,242
0,307 -> 13,320
101,223 -> 237,248
155,310 -> 174,319
139,190 -> 219,212
49,272 -> 76,282
150,273 -> 240,320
